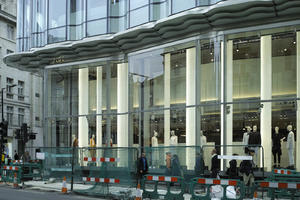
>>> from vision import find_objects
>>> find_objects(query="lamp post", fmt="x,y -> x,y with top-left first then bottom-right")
0,84 -> 17,166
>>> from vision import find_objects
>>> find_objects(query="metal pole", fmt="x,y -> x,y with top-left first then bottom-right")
2,89 -> 4,122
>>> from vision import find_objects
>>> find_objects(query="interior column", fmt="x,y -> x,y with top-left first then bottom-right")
261,35 -> 272,171
96,67 -> 102,147
117,63 -> 129,147
186,48 -> 196,169
78,68 -> 89,147
296,32 -> 300,171
164,53 -> 171,146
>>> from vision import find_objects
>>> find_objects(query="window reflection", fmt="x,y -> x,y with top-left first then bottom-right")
49,0 -> 66,28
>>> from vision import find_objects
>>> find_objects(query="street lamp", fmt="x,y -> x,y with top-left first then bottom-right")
1,84 -> 17,122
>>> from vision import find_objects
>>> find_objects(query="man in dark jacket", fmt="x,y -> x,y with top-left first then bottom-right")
211,149 -> 220,178
226,154 -> 239,179
138,152 -> 148,180
240,150 -> 255,186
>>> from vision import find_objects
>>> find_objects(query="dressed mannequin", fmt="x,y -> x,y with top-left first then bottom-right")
243,126 -> 251,154
152,131 -> 159,167
152,131 -> 158,147
89,134 -> 96,157
170,130 -> 178,146
286,125 -> 295,169
272,126 -> 284,168
248,125 -> 261,165
200,131 -> 207,148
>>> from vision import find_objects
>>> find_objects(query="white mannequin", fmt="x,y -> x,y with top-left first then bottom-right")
200,131 -> 207,147
170,130 -> 178,146
152,131 -> 158,147
243,126 -> 251,152
286,125 -> 295,168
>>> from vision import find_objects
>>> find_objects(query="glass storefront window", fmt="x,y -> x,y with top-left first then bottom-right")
68,0 -> 84,40
170,50 -> 186,105
129,6 -> 149,27
272,33 -> 296,98
272,100 -> 297,168
232,37 -> 261,101
87,19 -> 107,36
170,108 -> 186,143
150,0 -> 168,21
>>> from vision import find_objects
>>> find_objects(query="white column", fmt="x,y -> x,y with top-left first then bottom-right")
117,63 -> 129,147
164,53 -> 171,146
96,67 -> 102,147
226,41 -> 233,166
186,48 -> 196,169
296,32 -> 300,172
261,35 -> 272,172
78,68 -> 89,147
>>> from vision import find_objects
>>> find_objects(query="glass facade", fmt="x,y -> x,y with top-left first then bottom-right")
16,0 -> 225,51
44,25 -> 300,171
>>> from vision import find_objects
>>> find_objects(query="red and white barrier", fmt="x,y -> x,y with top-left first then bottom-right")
274,169 -> 292,175
83,157 -> 119,162
3,166 -> 19,171
197,178 -> 238,186
12,160 -> 23,164
146,175 -> 178,182
82,177 -> 120,184
260,181 -> 300,189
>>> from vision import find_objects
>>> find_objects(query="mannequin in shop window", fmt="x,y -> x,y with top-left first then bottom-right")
248,125 -> 261,166
89,134 -> 96,158
200,130 -> 207,148
170,130 -> 178,146
151,131 -> 159,168
272,126 -> 285,168
286,125 -> 295,170
243,126 -> 251,154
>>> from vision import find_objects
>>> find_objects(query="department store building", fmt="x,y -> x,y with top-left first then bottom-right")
4,0 -> 300,171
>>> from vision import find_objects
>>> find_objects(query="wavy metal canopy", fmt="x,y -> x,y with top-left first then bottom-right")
4,0 -> 300,72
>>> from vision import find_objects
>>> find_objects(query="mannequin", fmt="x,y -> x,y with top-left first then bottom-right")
243,126 -> 251,154
152,131 -> 159,167
170,130 -> 178,146
286,125 -> 295,169
72,135 -> 78,147
89,134 -> 96,157
200,131 -> 207,148
152,131 -> 158,147
272,126 -> 284,168
248,125 -> 261,165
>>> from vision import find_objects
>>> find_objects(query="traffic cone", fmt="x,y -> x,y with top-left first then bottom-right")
61,176 -> 67,193
136,182 -> 142,200
253,190 -> 258,199
13,173 -> 18,188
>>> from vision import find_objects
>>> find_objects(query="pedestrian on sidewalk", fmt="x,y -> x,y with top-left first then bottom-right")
14,150 -> 19,160
137,152 -> 148,181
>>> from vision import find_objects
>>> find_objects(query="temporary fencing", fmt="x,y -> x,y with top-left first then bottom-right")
73,147 -> 138,199
190,177 -> 245,200
257,180 -> 300,199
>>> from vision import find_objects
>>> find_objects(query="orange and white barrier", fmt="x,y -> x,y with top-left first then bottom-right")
3,166 -> 19,171
274,169 -> 292,175
83,157 -> 119,162
82,177 -> 120,184
146,175 -> 178,182
12,160 -> 23,164
259,181 -> 300,189
197,178 -> 238,186
62,176 -> 67,193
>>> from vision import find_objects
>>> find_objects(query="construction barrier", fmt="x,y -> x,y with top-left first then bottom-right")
189,177 -> 245,200
73,147 -> 138,199
1,165 -> 22,184
257,181 -> 300,199
269,169 -> 300,183
142,175 -> 185,200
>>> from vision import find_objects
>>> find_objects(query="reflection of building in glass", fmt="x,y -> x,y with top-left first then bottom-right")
5,0 -> 300,172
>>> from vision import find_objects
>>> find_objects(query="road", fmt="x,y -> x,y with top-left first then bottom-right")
0,185 -> 103,200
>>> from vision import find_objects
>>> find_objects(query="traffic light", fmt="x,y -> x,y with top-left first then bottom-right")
0,121 -> 8,137
21,123 -> 28,143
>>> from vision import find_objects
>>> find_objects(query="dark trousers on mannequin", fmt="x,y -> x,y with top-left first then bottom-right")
273,151 -> 281,167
